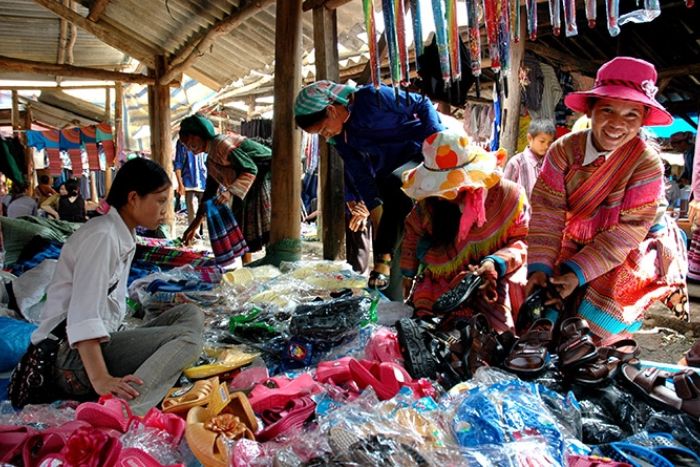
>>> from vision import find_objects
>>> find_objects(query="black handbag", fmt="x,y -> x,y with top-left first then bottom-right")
8,320 -> 66,408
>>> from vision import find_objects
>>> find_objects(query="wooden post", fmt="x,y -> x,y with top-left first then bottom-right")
500,6 -> 526,157
148,56 -> 175,236
313,6 -> 345,260
107,82 -> 123,193
104,87 -> 111,122
11,91 -> 19,131
269,0 -> 303,262
23,105 -> 34,196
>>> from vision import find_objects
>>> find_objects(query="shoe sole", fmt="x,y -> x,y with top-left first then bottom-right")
433,274 -> 483,314
395,318 -> 438,379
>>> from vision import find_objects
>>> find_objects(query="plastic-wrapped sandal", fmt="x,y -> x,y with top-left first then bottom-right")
599,442 -> 674,467
161,376 -> 219,414
621,365 -> 700,419
503,318 -> 553,376
368,270 -> 390,291
186,406 -> 255,467
557,317 -> 599,370
395,318 -> 438,379
75,397 -> 136,433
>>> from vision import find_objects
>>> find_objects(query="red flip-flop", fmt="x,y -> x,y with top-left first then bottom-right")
140,407 -> 186,445
117,447 -> 184,467
248,373 -> 322,413
316,357 -> 353,384
76,396 -> 136,433
0,425 -> 37,465
256,396 -> 316,442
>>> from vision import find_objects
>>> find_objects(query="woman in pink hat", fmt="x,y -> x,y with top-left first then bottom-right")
526,56 -> 688,345
400,130 -> 529,332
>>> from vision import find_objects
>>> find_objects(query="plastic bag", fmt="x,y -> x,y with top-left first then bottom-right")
0,317 -> 37,372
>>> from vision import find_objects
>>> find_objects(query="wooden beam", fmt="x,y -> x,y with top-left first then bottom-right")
658,63 -> 700,80
88,0 -> 111,22
526,41 -> 600,74
33,0 -> 158,68
0,85 -> 116,91
0,55 -> 155,84
313,6 -> 346,261
160,0 -> 275,85
270,0 -> 303,260
302,0 -> 352,12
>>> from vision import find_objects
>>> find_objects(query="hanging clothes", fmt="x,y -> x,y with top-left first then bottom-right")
529,63 -> 563,121
0,136 -> 27,184
521,53 -> 545,112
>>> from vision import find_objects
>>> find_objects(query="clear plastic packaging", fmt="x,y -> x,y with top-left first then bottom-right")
0,401 -> 78,429
120,424 -> 184,465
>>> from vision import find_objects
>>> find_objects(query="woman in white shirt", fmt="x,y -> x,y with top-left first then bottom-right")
31,157 -> 204,414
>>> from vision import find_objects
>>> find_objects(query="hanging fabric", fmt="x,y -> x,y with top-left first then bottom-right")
526,0 -> 537,40
585,0 -> 597,27
512,0 -> 521,43
382,0 -> 402,88
431,0 -> 452,85
45,130 -> 61,177
618,0 -> 660,26
59,128 -> 82,174
605,0 -> 620,36
395,0 -> 411,84
80,125 -> 100,171
548,0 -> 561,35
497,0 -> 511,72
445,0 -> 461,82
96,122 -> 115,167
363,0 -> 382,88
410,0 -> 424,72
465,0 -> 482,78
563,0 -> 578,36
483,0 -> 501,72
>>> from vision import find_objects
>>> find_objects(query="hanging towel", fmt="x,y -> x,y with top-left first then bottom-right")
205,199 -> 248,266
96,122 -> 115,166
59,128 -> 83,173
42,130 -> 62,176
80,125 -> 100,170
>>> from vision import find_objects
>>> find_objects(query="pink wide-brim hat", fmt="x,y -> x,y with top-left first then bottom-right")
564,56 -> 673,127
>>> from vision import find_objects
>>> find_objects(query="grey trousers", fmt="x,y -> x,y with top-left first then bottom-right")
54,303 -> 204,415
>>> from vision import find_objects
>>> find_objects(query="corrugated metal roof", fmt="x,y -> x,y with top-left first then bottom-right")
0,0 -> 367,91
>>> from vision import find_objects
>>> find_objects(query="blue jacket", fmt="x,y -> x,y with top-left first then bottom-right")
174,141 -> 207,190
332,85 -> 443,210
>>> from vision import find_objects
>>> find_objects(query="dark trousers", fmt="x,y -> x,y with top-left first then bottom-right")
373,175 -> 414,257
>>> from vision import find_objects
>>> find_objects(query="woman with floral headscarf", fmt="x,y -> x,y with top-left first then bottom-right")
526,57 -> 688,345
178,114 -> 271,263
400,130 -> 529,332
294,81 -> 444,296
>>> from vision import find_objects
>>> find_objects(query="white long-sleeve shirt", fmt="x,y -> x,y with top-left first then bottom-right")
31,207 -> 136,346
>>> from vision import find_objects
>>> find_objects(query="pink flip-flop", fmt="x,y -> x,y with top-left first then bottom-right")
256,396 -> 316,442
316,357 -> 353,384
0,425 -> 38,464
140,407 -> 186,445
75,396 -> 136,433
116,447 -> 184,467
348,359 -> 401,400
248,373 -> 322,413
23,421 -> 92,467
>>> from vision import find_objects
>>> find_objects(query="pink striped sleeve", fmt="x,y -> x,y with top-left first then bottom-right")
692,120 -> 700,200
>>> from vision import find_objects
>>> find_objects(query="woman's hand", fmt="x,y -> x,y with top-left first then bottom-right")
525,271 -> 548,297
215,189 -> 232,206
347,201 -> 369,232
549,272 -> 579,300
688,200 -> 700,227
181,224 -> 198,246
476,260 -> 498,303
92,374 -> 143,400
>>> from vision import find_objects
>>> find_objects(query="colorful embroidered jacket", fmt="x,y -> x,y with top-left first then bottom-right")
528,131 -> 664,286
203,135 -> 271,202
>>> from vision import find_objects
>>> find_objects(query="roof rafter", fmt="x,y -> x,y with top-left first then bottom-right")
160,0 -> 275,85
33,0 -> 159,68
87,0 -> 111,22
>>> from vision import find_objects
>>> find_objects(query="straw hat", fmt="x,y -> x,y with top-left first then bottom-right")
401,130 -> 500,201
564,56 -> 673,126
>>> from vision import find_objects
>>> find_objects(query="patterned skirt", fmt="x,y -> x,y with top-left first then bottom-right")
687,227 -> 700,281
572,218 -> 688,346
233,161 -> 271,253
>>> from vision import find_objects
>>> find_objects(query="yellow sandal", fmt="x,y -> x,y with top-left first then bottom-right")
162,376 -> 219,414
